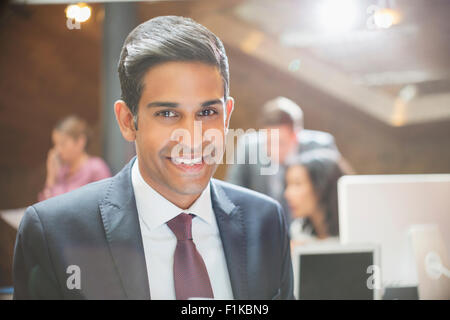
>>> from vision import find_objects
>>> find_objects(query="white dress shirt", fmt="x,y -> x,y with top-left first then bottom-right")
131,158 -> 234,300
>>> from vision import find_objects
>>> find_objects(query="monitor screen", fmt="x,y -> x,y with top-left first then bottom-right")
298,251 -> 374,300
338,174 -> 450,285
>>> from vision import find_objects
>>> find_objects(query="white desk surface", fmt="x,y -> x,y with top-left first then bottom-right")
0,208 -> 26,230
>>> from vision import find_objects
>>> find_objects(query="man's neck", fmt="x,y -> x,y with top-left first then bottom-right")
137,163 -> 203,210
160,189 -> 202,210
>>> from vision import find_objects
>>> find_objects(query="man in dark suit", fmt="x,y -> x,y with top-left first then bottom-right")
13,16 -> 293,300
226,97 -> 341,226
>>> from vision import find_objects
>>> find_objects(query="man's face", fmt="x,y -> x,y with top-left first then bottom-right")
130,61 -> 233,200
265,125 -> 298,165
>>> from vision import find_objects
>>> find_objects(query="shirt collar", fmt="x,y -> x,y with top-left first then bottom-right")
131,157 -> 214,231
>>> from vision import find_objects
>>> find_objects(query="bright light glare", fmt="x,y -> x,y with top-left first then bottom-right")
316,0 -> 359,33
66,4 -> 78,20
66,3 -> 91,23
374,8 -> 398,29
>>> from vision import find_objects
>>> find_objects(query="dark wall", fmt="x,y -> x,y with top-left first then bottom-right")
0,4 -> 103,209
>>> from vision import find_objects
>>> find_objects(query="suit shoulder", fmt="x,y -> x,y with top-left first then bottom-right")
212,179 -> 282,211
212,179 -> 287,236
32,177 -> 112,218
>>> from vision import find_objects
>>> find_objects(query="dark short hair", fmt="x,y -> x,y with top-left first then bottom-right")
118,16 -> 229,118
286,149 -> 344,237
260,97 -> 304,131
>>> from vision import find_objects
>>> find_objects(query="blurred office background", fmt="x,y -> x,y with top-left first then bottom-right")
0,0 -> 449,298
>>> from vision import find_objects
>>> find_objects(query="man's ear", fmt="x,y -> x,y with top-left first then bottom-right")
224,96 -> 234,132
114,100 -> 136,142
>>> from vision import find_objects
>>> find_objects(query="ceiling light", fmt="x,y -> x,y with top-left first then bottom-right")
316,0 -> 360,34
373,8 -> 399,29
66,3 -> 91,23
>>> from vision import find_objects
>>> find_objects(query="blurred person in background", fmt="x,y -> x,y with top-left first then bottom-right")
284,149 -> 345,244
38,115 -> 111,201
226,96 -> 343,226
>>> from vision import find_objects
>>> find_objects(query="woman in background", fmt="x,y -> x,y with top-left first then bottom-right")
38,115 -> 111,201
284,149 -> 346,243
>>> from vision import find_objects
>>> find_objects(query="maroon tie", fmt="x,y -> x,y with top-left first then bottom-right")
166,213 -> 214,300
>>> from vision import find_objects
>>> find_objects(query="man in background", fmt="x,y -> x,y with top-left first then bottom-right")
227,96 -> 343,226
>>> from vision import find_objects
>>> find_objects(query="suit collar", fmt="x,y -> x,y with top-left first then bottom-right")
132,158 -> 214,231
210,180 -> 249,300
99,156 -> 151,300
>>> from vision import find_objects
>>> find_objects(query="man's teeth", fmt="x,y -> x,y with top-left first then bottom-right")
173,157 -> 202,165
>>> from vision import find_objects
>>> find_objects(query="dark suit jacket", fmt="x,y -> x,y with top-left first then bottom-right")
13,157 -> 294,300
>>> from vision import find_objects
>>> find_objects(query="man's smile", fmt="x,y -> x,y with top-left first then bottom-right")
165,155 -> 207,174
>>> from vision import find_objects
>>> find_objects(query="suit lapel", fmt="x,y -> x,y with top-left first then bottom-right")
98,157 -> 151,300
210,180 -> 248,300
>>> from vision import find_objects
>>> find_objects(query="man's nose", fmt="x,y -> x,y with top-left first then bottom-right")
180,117 -> 203,150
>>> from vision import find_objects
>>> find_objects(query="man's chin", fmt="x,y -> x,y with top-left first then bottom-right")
169,180 -> 209,196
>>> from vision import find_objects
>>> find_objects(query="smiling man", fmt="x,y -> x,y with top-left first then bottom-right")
13,16 -> 294,300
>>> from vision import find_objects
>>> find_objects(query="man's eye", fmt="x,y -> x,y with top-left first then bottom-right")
199,109 -> 218,117
156,110 -> 177,118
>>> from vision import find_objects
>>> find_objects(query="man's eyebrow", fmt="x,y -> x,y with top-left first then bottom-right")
146,99 -> 224,108
146,101 -> 179,108
200,99 -> 224,107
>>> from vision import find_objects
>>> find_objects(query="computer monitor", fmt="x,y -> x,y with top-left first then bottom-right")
292,242 -> 381,300
409,224 -> 450,299
338,174 -> 450,286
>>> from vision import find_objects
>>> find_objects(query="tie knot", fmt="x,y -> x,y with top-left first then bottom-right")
167,213 -> 193,241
